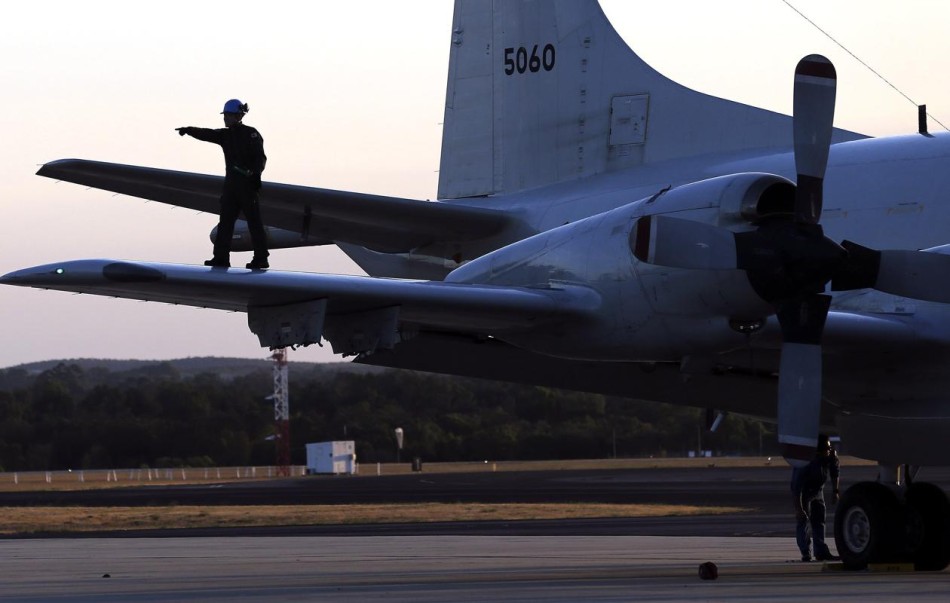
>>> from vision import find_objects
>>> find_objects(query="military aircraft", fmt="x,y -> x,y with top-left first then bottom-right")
4,0 -> 950,571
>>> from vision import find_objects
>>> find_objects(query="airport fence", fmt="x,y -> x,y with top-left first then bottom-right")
0,466 -> 307,490
0,456 -> 875,491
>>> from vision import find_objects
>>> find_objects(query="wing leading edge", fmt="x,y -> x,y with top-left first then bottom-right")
37,159 -> 519,253
1,259 -> 600,354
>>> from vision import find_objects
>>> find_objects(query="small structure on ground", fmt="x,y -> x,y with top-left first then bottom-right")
306,441 -> 357,475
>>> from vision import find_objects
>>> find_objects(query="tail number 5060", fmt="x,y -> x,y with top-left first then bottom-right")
504,44 -> 556,75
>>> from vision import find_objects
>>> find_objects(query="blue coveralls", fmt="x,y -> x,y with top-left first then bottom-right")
791,451 -> 840,559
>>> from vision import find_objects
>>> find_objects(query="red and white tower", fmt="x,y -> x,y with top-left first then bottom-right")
271,348 -> 291,476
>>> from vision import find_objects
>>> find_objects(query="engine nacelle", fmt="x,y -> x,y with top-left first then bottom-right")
447,173 -> 789,361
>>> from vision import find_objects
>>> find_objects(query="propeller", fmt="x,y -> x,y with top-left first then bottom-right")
749,55 -> 837,466
633,55 -> 950,466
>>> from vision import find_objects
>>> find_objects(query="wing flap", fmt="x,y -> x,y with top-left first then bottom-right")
37,159 -> 517,253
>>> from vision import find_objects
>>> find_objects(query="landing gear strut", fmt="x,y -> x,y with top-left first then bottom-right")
834,469 -> 950,570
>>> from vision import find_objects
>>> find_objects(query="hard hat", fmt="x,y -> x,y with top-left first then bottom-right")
221,99 -> 248,114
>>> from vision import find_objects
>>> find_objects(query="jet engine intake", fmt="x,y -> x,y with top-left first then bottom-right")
717,173 -> 796,226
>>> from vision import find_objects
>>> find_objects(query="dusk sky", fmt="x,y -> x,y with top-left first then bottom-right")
3,1 -> 949,368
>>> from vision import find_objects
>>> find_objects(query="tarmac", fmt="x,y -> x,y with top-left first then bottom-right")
1,465 -> 948,602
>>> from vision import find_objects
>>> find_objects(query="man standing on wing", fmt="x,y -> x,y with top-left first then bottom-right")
177,99 -> 269,269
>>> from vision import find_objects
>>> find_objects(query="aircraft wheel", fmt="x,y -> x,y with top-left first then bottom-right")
905,482 -> 950,571
834,482 -> 901,570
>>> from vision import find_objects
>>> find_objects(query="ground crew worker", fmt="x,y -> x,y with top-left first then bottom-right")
176,99 -> 269,269
791,433 -> 841,561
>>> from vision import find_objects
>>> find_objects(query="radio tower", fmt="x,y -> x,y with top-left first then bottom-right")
271,348 -> 291,476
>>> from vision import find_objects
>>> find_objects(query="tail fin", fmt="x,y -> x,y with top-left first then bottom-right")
438,0 -> 859,199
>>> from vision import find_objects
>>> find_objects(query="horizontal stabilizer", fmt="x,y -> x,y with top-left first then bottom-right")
37,159 -> 516,253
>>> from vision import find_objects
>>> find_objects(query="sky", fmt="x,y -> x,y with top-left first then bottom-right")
2,0 -> 949,368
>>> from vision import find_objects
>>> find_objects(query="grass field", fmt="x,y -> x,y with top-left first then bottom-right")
0,502 -> 746,535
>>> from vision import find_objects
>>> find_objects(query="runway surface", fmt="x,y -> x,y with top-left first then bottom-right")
3,535 -> 949,602
2,465 -> 949,601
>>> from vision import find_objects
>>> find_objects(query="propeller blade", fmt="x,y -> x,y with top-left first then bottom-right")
876,250 -> 950,303
775,295 -> 831,466
833,241 -> 950,303
632,215 -> 738,269
793,55 -> 837,224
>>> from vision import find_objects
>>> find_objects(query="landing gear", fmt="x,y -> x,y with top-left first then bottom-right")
835,483 -> 901,569
834,478 -> 950,571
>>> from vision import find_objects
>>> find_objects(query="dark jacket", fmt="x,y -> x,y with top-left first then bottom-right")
185,123 -> 266,187
791,451 -> 840,502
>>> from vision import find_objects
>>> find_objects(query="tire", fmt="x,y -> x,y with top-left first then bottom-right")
905,482 -> 950,571
834,482 -> 901,570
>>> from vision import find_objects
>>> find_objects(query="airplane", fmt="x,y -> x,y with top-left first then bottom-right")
3,0 -> 950,571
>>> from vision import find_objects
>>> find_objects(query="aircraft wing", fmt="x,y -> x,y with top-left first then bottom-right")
36,159 -> 516,253
1,259 -> 600,352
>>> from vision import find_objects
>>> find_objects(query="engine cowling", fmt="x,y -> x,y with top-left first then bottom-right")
447,173 -> 791,361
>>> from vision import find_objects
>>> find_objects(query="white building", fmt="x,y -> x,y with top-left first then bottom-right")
305,441 -> 357,475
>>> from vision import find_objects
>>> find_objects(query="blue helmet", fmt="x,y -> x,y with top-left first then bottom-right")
221,99 -> 248,115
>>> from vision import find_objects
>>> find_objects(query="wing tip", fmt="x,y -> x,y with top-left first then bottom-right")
36,158 -> 85,178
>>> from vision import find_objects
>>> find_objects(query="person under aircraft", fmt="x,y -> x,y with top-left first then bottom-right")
792,434 -> 841,562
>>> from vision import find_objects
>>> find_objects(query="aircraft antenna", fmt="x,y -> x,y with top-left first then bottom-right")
271,348 -> 292,477
780,0 -> 949,131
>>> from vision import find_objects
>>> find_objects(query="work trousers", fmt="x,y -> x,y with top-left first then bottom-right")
212,182 -> 268,262
796,492 -> 831,557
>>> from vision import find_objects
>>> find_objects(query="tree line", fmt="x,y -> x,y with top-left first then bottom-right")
0,361 -> 778,471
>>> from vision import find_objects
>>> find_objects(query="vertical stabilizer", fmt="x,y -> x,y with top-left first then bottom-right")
438,0 -> 861,200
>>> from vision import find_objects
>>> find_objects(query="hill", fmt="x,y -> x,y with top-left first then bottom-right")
4,356 -> 381,383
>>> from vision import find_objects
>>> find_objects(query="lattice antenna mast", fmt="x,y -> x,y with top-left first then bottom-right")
271,348 -> 291,476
